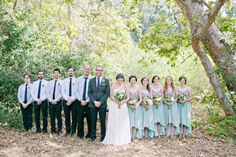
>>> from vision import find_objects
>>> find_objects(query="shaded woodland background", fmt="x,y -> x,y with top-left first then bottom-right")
0,0 -> 235,140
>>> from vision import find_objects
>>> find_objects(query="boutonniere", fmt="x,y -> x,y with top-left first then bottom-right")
73,82 -> 75,85
58,82 -> 60,86
101,78 -> 106,85
42,84 -> 45,87
102,78 -> 106,83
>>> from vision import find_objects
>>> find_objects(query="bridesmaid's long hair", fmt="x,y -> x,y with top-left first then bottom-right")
141,77 -> 150,92
163,76 -> 175,93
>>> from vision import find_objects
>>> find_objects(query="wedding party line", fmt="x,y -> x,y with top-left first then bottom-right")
17,65 -> 192,146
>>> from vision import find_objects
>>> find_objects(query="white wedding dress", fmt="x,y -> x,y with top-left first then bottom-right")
102,88 -> 131,146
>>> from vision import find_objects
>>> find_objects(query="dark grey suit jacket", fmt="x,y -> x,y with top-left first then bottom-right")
88,77 -> 110,108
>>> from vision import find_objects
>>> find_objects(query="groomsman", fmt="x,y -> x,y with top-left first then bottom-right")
62,67 -> 79,136
47,69 -> 62,135
88,65 -> 110,142
31,71 -> 48,133
77,65 -> 91,139
17,74 -> 33,131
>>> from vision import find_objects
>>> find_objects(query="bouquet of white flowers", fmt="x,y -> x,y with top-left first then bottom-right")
165,96 -> 175,109
128,98 -> 138,111
178,94 -> 188,104
114,91 -> 126,108
143,96 -> 153,111
153,96 -> 163,109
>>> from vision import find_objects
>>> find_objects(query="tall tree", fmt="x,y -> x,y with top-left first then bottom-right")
175,0 -> 235,116
133,0 -> 235,116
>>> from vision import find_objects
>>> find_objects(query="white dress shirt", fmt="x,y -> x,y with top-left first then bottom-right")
77,75 -> 91,102
17,83 -> 33,104
47,79 -> 62,102
96,76 -> 103,87
31,79 -> 48,101
61,77 -> 78,101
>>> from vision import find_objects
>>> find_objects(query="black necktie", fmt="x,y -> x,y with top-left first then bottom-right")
97,77 -> 100,90
69,78 -> 72,97
37,80 -> 42,99
24,84 -> 28,103
83,77 -> 88,100
53,80 -> 57,100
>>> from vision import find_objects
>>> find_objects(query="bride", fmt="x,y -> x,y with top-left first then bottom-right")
102,73 -> 131,146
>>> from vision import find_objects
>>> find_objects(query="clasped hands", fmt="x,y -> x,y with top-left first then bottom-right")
36,99 -> 42,105
50,100 -> 57,105
21,102 -> 29,109
94,101 -> 101,107
80,100 -> 88,106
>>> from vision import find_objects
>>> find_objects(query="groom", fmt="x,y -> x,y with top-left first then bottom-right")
88,65 -> 110,142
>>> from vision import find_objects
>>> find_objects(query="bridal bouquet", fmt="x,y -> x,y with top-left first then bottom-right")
153,96 -> 163,109
114,91 -> 126,108
165,96 -> 175,109
128,98 -> 138,111
178,94 -> 188,104
143,96 -> 153,111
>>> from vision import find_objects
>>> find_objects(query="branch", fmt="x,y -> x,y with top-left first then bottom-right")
173,11 -> 181,29
180,52 -> 194,64
175,0 -> 187,10
201,0 -> 211,9
13,0 -> 17,10
163,10 -> 182,22
200,0 -> 226,35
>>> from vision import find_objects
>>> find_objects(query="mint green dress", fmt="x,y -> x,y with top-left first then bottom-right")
164,90 -> 179,135
177,86 -> 192,136
151,86 -> 165,136
140,89 -> 155,138
128,87 -> 142,139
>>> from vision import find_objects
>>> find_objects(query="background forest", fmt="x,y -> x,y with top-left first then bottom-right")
0,0 -> 235,141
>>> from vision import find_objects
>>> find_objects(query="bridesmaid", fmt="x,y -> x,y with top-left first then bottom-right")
177,76 -> 192,138
163,76 -> 179,138
139,77 -> 155,139
127,75 -> 142,140
151,75 -> 165,138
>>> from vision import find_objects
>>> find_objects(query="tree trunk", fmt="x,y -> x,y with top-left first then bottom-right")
191,37 -> 235,116
175,0 -> 235,116
176,0 -> 236,92
200,27 -> 236,92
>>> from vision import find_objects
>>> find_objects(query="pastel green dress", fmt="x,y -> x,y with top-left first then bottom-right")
164,90 -> 179,135
152,86 -> 165,136
177,86 -> 192,136
128,87 -> 143,139
140,89 -> 155,138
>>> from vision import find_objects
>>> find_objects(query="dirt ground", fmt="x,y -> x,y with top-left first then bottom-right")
0,127 -> 235,157
0,104 -> 235,157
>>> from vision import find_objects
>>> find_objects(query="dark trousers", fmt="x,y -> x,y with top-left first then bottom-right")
20,103 -> 33,131
63,100 -> 78,135
90,107 -> 106,140
34,100 -> 48,132
77,101 -> 91,138
49,101 -> 62,133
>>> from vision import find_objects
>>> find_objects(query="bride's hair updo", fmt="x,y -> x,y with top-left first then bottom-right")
129,75 -> 137,82
116,73 -> 125,82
